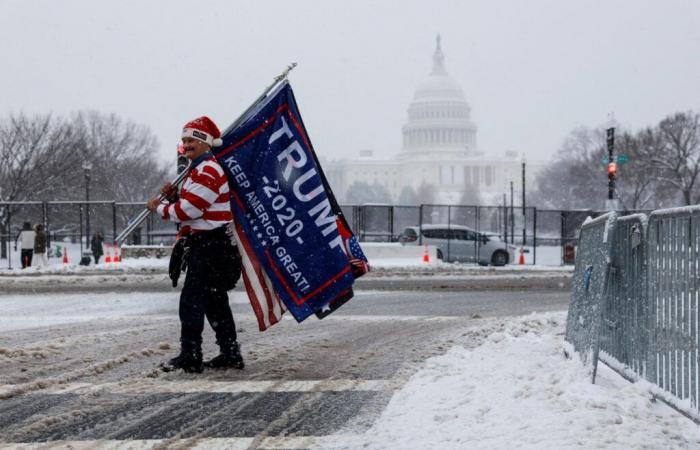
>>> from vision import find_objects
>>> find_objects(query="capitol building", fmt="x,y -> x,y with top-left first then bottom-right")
326,36 -> 545,205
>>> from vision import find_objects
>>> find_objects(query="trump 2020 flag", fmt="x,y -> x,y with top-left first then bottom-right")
213,81 -> 369,331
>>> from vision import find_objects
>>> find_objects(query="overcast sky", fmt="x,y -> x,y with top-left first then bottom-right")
2,0 -> 699,166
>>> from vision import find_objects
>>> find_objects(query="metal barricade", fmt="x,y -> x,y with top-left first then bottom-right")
599,214 -> 648,377
647,206 -> 700,410
565,211 -> 617,382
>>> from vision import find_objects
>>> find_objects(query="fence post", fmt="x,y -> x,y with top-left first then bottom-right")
389,205 -> 394,242
475,205 -> 480,261
7,206 -> 11,270
419,204 -> 423,246
533,207 -> 537,265
78,204 -> 84,254
112,202 -> 117,244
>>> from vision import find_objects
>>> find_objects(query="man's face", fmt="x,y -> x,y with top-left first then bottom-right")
181,137 -> 211,160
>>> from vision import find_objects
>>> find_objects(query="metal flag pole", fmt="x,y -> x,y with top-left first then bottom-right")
114,160 -> 192,246
114,63 -> 298,246
221,62 -> 297,135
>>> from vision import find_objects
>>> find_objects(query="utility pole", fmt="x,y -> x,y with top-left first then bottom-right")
521,162 -> 526,246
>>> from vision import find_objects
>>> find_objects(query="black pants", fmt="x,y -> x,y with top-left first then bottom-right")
21,249 -> 33,268
179,230 -> 238,347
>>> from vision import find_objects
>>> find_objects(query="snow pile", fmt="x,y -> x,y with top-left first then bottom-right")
357,313 -> 700,450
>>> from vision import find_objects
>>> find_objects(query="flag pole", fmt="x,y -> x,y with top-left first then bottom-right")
221,62 -> 297,135
114,63 -> 297,246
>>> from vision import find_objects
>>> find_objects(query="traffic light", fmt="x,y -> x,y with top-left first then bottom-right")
606,128 -> 616,201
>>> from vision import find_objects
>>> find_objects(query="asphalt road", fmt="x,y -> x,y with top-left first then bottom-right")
0,287 -> 570,448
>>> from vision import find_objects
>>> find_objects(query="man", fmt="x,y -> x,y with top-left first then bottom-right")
147,116 -> 244,373
90,231 -> 104,264
33,223 -> 48,267
15,222 -> 36,269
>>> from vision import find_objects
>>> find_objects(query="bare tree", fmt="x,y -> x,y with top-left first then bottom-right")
641,111 -> 700,206
0,113 -> 82,256
531,127 -> 607,209
71,111 -> 167,202
614,131 -> 657,210
0,113 -> 80,203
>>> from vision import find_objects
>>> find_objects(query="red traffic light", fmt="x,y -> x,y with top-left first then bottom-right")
607,162 -> 617,176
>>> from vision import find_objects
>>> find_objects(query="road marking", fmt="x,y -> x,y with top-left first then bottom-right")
2,435 -> 371,449
1,378 -> 398,396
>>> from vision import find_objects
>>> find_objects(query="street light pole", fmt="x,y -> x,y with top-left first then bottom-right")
83,162 -> 92,249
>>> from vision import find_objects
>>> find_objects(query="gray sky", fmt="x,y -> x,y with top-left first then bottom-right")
2,0 -> 699,165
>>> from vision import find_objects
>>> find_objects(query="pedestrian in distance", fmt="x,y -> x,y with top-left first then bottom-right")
90,232 -> 104,264
33,224 -> 48,267
147,116 -> 243,374
15,222 -> 36,269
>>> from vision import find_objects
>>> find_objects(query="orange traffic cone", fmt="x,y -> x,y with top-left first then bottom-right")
518,248 -> 525,265
113,245 -> 120,263
423,244 -> 430,263
105,247 -> 112,264
62,248 -> 69,265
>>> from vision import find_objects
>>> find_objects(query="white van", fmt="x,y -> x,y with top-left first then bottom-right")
398,224 -> 515,266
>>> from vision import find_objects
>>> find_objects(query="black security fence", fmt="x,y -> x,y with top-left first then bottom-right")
0,201 -> 178,265
3,200 -> 627,267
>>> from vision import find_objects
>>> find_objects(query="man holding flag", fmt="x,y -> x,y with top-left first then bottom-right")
147,116 -> 244,373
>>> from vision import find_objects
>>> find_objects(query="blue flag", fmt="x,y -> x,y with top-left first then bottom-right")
213,82 -> 368,325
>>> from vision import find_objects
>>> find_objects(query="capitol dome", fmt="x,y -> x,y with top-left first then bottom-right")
400,36 -> 478,158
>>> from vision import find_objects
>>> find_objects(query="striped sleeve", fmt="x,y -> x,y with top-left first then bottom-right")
159,160 -> 229,224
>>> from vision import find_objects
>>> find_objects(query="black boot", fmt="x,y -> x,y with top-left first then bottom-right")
204,341 -> 244,369
161,343 -> 203,373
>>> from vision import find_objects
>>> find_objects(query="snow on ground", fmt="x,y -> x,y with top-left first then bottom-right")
350,313 -> 700,450
1,285 -> 697,449
0,291 -> 252,333
0,254 -> 573,276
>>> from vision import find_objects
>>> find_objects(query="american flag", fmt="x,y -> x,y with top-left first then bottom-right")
337,218 -> 370,278
230,222 -> 286,331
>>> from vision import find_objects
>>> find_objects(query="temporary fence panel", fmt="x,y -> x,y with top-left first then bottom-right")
339,205 -> 360,238
359,205 -> 393,242
647,206 -> 700,411
83,201 -> 117,244
599,214 -> 648,377
565,211 -> 617,383
392,206 -> 420,239
3,200 -> 625,268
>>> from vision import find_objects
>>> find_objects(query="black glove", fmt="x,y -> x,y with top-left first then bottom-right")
169,238 -> 188,287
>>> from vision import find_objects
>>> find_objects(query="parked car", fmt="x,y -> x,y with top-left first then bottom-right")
398,224 -> 516,266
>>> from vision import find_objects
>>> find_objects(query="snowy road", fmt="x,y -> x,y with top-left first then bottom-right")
1,287 -> 698,448
0,288 -> 563,447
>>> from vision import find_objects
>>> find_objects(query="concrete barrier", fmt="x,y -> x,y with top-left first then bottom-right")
120,245 -> 172,259
361,243 -> 438,264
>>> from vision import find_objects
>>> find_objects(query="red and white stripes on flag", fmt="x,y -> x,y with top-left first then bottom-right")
230,222 -> 286,331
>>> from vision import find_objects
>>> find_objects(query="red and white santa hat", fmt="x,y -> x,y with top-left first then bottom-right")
182,116 -> 223,147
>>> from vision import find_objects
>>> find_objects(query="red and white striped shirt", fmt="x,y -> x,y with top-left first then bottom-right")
156,155 -> 233,232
